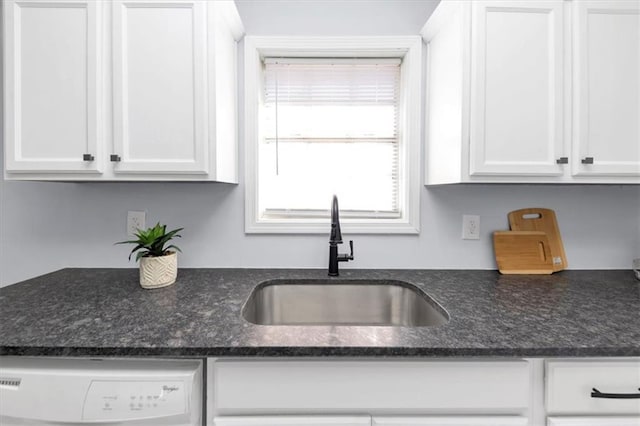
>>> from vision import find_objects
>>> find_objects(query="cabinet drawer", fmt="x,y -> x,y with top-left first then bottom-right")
211,360 -> 530,415
214,416 -> 371,426
546,360 -> 640,415
547,417 -> 640,426
373,416 -> 528,426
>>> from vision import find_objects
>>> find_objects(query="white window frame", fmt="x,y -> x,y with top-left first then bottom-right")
244,36 -> 422,234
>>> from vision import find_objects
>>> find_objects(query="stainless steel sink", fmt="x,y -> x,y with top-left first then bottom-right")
242,279 -> 449,327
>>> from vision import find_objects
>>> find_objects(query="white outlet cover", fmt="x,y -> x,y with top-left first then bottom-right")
127,211 -> 146,236
462,214 -> 480,240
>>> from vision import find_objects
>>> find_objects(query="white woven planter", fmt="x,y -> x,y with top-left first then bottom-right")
139,251 -> 177,289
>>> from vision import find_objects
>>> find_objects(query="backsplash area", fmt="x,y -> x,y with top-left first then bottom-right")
1,177 -> 638,286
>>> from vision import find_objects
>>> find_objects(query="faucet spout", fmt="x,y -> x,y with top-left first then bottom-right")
328,195 -> 354,276
330,195 -> 342,244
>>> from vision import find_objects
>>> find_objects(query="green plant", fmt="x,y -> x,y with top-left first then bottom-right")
116,223 -> 183,262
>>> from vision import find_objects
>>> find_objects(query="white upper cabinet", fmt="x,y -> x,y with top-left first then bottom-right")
572,0 -> 640,177
423,0 -> 640,184
3,0 -> 244,181
470,1 -> 565,177
112,0 -> 208,175
3,0 -> 102,174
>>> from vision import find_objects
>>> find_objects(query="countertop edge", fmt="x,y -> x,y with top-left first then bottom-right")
2,346 -> 639,358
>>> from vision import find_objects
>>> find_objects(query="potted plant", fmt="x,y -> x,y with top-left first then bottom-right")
117,223 -> 183,289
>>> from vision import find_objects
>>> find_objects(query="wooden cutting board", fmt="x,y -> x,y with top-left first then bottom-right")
508,208 -> 567,272
493,231 -> 554,274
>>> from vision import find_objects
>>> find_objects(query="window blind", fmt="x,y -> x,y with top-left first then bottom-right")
260,58 -> 401,216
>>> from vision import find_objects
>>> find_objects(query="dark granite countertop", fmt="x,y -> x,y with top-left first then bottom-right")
1,268 -> 638,357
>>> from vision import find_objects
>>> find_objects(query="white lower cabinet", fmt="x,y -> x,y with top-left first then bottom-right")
545,359 -> 640,425
214,416 -> 371,426
373,416 -> 528,426
210,360 -> 530,414
208,359 -> 532,425
214,416 -> 528,426
208,358 -> 640,426
547,418 -> 640,426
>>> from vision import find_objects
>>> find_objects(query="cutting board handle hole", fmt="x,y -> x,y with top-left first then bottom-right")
523,213 -> 542,219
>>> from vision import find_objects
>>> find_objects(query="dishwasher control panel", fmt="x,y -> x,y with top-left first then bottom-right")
83,380 -> 187,421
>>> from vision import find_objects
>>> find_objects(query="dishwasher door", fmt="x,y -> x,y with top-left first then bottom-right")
0,357 -> 202,426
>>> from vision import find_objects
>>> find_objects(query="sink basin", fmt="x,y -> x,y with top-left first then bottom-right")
242,279 -> 449,327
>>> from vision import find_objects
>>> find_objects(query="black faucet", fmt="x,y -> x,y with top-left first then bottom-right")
328,195 -> 354,276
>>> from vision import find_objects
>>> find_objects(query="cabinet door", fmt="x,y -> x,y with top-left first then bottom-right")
112,0 -> 208,174
572,1 -> 640,177
4,0 -> 102,173
214,417 -> 371,426
547,417 -> 640,426
469,1 -> 565,176
373,417 -> 528,426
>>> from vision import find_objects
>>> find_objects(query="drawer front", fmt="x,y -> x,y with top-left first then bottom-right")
212,360 -> 530,415
546,360 -> 640,415
547,417 -> 640,426
214,416 -> 372,426
373,416 -> 529,426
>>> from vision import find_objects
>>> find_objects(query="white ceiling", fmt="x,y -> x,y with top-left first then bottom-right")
235,0 -> 441,36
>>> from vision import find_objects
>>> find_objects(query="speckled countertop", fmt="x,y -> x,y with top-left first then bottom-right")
1,268 -> 638,357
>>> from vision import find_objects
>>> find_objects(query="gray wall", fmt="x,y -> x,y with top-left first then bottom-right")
1,1 -> 639,286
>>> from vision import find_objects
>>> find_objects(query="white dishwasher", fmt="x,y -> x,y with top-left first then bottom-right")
0,357 -> 203,425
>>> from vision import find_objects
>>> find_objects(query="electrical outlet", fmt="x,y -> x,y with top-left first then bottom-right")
462,214 -> 480,240
127,211 -> 146,236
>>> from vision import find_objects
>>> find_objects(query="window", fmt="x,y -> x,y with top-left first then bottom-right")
262,58 -> 400,216
245,37 -> 422,234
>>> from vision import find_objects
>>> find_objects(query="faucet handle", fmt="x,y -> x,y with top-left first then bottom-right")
337,240 -> 354,263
